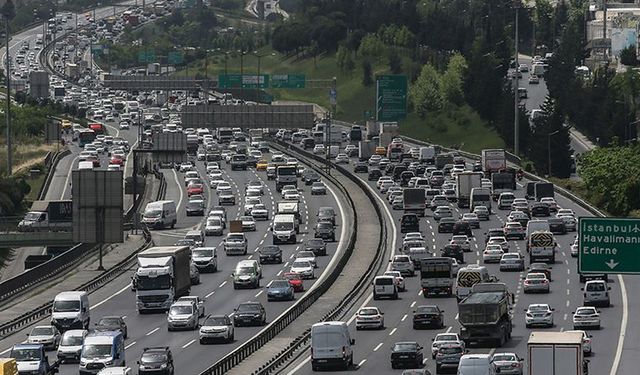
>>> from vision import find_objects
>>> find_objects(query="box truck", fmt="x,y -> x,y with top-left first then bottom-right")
135,246 -> 191,312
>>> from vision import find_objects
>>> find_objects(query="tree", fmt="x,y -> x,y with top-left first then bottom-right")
620,46 -> 639,66
362,59 -> 373,86
526,97 -> 573,177
440,53 -> 467,106
410,63 -> 443,118
336,44 -> 349,70
357,33 -> 386,59
388,50 -> 402,74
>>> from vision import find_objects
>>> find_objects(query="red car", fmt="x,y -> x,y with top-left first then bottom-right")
187,183 -> 204,197
283,272 -> 304,292
109,156 -> 123,166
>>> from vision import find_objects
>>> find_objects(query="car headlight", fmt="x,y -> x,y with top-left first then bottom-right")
160,363 -> 168,369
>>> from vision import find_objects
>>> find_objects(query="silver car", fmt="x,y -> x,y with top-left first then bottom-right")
27,325 -> 61,350
167,301 -> 199,331
199,315 -> 234,344
390,255 -> 414,276
524,303 -> 554,328
499,253 -> 524,271
311,182 -> 327,195
523,273 -> 550,293
490,352 -> 524,375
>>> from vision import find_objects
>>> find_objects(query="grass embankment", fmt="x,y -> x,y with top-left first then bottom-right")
182,47 -> 504,154
0,143 -> 56,202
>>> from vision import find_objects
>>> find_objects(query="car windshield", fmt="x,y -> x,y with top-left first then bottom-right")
53,300 -> 80,312
261,246 -> 280,254
529,305 -> 549,312
204,317 -> 229,326
493,354 -> 517,361
436,334 -> 458,342
439,346 -> 463,354
237,304 -> 260,312
193,249 -> 214,258
359,308 -> 379,316
82,344 -> 112,358
298,251 -> 314,258
141,352 -> 167,363
98,318 -> 120,326
275,222 -> 293,231
169,305 -> 193,315
587,283 -> 606,291
416,306 -> 438,313
61,334 -> 84,346
394,343 -> 418,352
11,348 -> 41,361
271,280 -> 290,288
317,222 -> 332,229
293,261 -> 310,268
394,256 -> 410,263
227,235 -> 244,242
576,309 -> 595,315
237,267 -> 255,275
31,327 -> 54,336
307,239 -> 324,246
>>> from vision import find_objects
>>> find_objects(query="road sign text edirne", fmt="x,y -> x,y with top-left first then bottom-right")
578,217 -> 640,274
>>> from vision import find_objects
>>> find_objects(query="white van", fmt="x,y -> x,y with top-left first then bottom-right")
419,146 -> 436,164
373,275 -> 398,300
272,214 -> 297,244
51,291 -> 91,331
457,353 -> 492,375
79,331 -> 125,374
191,247 -> 218,272
311,322 -> 355,371
232,259 -> 262,289
329,145 -> 339,158
526,219 -> 550,238
142,200 -> 177,229
184,230 -> 204,247
57,329 -> 88,363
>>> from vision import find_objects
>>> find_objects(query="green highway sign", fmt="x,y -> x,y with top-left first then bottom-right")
218,74 -> 269,89
138,50 -> 156,63
578,217 -> 640,274
168,51 -> 184,65
270,74 -> 305,88
376,75 -> 407,121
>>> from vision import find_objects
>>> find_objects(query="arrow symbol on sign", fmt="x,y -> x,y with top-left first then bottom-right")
605,259 -> 619,270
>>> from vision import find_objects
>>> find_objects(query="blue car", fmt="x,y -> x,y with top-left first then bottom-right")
267,280 -> 295,301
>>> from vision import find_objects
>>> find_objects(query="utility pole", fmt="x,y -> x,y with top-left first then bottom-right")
3,1 -> 15,175
239,50 -> 245,100
603,0 -> 608,59
513,1 -> 520,156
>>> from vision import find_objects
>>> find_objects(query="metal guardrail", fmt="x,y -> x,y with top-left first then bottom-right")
0,226 -> 152,340
199,141 -> 365,375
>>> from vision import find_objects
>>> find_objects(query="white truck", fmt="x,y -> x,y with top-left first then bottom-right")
18,200 -> 73,232
527,331 -> 586,375
419,146 -> 436,164
403,188 -> 426,217
134,246 -> 191,312
379,121 -> 400,148
358,140 -> 376,160
456,172 -> 483,208
481,149 -> 507,176
527,231 -> 557,264
420,257 -> 454,297
365,120 -> 380,140
324,127 -> 343,145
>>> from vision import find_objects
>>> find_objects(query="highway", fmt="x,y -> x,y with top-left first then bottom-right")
281,137 -> 626,375
0,138 -> 349,375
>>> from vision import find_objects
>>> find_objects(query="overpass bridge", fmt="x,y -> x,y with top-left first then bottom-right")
0,232 -> 75,247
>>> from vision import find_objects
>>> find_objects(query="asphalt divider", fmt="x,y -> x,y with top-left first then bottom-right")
199,140 -> 364,375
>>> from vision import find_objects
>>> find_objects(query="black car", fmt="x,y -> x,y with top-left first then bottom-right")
301,137 -> 315,149
354,161 -> 368,173
412,305 -> 444,329
530,203 -> 551,217
303,171 -> 321,185
472,161 -> 483,172
317,207 -> 336,225
400,171 -> 415,187
138,347 -> 174,375
438,217 -> 456,233
305,239 -> 327,256
258,142 -> 270,153
368,168 -> 382,181
529,263 -> 552,281
452,221 -> 472,236
548,217 -> 567,234
391,342 -> 424,369
233,302 -> 267,327
185,200 -> 205,216
94,316 -> 127,338
441,244 -> 464,263
400,214 -> 420,234
393,165 -> 408,181
258,245 -> 282,264
315,221 -> 336,241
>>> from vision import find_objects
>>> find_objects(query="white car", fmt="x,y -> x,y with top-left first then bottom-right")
431,333 -> 465,359
335,153 -> 349,164
240,216 -> 256,231
118,121 -> 129,130
216,181 -> 232,194
313,145 -> 325,155
379,180 -> 394,193
250,204 -> 269,220
540,197 -> 559,211
355,307 -> 385,330
488,236 -> 509,252
178,296 -> 206,318
404,232 -> 424,241
204,218 -> 224,236
290,260 -> 314,279
570,237 -> 579,257
284,191 -> 300,201
390,255 -> 414,276
199,315 -> 234,344
524,303 -> 554,328
450,235 -> 471,252
572,307 -> 601,330
376,176 -> 393,189
295,251 -> 317,268
384,271 -> 406,291
482,245 -> 504,263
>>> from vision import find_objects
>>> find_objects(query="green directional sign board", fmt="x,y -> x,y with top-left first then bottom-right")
218,74 -> 269,89
579,217 -> 640,274
168,51 -> 184,65
138,50 -> 156,63
270,74 -> 305,88
376,75 -> 407,121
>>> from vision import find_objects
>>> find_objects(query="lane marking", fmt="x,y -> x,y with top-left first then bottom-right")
172,169 -> 184,209
373,343 -> 383,352
92,283 -> 131,309
205,290 -> 216,298
182,339 -> 196,348
401,314 -> 407,322
125,341 -> 136,349
219,281 -> 227,288
255,290 -> 263,297
611,275 -> 628,375
146,328 -> 159,336
358,359 -> 367,367
388,328 -> 397,336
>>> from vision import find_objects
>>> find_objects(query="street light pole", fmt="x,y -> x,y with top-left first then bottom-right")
548,129 -> 562,177
514,1 -> 520,156
3,1 -> 15,176
239,50 -> 245,100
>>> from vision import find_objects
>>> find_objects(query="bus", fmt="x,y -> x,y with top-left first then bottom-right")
78,129 -> 96,147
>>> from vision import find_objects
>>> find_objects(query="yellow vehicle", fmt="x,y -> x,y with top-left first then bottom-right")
0,358 -> 17,375
61,119 -> 72,129
375,146 -> 386,156
256,159 -> 269,171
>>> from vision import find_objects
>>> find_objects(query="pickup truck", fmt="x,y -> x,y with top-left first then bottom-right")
10,344 -> 58,375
